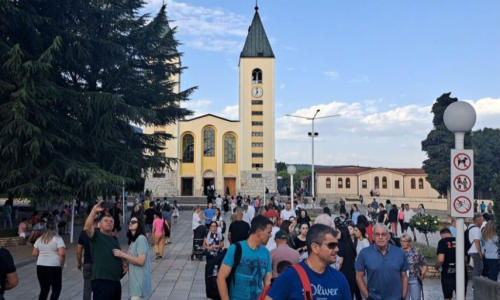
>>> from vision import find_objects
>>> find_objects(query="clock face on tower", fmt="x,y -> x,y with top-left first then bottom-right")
251,87 -> 263,98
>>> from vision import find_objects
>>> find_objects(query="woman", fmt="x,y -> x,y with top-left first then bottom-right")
113,217 -> 152,300
152,212 -> 167,259
33,221 -> 65,300
289,216 -> 299,238
401,234 -> 427,300
388,204 -> 399,236
354,224 -> 370,255
203,221 -> 225,261
172,200 -> 180,222
418,204 -> 425,217
366,204 -> 375,222
482,220 -> 499,281
131,203 -> 143,220
293,223 -> 309,258
223,196 -> 229,214
18,217 -> 29,238
337,227 -> 361,300
357,215 -> 372,243
162,204 -> 173,244
213,208 -> 223,234
297,210 -> 311,226
350,204 -> 360,225
398,204 -> 405,234
230,196 -> 236,213
279,220 -> 295,249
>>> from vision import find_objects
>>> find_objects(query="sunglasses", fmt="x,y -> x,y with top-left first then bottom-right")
322,242 -> 338,250
129,220 -> 138,225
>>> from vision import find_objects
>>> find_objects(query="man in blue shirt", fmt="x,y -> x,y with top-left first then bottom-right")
264,224 -> 351,300
356,224 -> 408,300
204,203 -> 215,229
217,215 -> 273,300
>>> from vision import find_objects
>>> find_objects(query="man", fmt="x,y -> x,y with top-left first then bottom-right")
204,202 -> 215,229
265,224 -> 351,300
215,195 -> 223,211
2,204 -> 12,229
263,205 -> 280,224
254,197 -> 260,209
84,200 -> 125,299
245,199 -> 255,221
448,218 -> 456,237
144,201 -> 156,239
228,208 -> 250,244
0,245 -> 19,298
480,201 -> 486,213
370,199 -> 378,212
334,207 -> 353,229
377,203 -> 388,225
242,205 -> 252,225
265,216 -> 281,251
77,215 -> 99,300
436,228 -> 468,300
356,224 -> 409,300
314,207 -> 335,228
236,193 -> 243,207
192,205 -> 202,231
487,202 -> 493,214
280,202 -> 296,222
403,204 -> 417,241
217,215 -> 273,300
110,202 -> 122,237
468,213 -> 484,280
270,230 -> 300,277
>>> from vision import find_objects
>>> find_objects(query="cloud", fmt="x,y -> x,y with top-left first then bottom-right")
324,71 -> 339,80
280,84 -> 286,89
285,67 -> 294,71
349,76 -> 370,83
220,104 -> 239,120
144,0 -> 249,52
275,97 -> 500,167
183,99 -> 213,117
276,103 -> 283,107
284,46 -> 296,51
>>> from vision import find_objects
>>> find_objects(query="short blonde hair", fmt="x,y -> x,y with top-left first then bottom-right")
400,234 -> 412,242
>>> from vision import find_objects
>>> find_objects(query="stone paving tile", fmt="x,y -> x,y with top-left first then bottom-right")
4,210 -> 476,300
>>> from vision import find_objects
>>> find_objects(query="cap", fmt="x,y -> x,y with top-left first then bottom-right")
275,230 -> 289,240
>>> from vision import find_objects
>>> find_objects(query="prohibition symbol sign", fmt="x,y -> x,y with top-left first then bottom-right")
453,174 -> 472,192
454,153 -> 471,171
453,196 -> 472,214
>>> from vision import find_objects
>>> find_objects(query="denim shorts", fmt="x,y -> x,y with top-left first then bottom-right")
145,224 -> 152,233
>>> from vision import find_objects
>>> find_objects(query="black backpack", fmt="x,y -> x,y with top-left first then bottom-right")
205,242 -> 242,300
464,225 -> 476,262
221,220 -> 227,234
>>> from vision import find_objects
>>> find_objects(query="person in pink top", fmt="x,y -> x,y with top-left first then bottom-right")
152,212 -> 167,259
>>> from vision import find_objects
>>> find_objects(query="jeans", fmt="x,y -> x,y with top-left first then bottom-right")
470,253 -> 484,278
486,258 -> 499,281
37,265 -> 62,300
82,264 -> 92,300
91,279 -> 121,300
3,214 -> 12,229
406,277 -> 422,300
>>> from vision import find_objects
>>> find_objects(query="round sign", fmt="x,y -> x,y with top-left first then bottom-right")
453,174 -> 472,193
453,153 -> 471,171
453,196 -> 472,214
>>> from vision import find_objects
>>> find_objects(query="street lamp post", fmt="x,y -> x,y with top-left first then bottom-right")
287,165 -> 296,209
443,101 -> 476,300
286,110 -> 340,200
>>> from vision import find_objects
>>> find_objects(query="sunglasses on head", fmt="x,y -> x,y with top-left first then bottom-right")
323,242 -> 338,250
129,220 -> 138,224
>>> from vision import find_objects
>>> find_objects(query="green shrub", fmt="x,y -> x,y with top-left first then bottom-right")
410,213 -> 440,246
319,198 -> 327,208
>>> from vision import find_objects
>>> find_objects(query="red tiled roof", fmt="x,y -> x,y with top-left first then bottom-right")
388,168 -> 426,175
316,166 -> 427,176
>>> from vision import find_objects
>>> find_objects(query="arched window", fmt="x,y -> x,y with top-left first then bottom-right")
411,178 -> 416,189
418,178 -> 424,189
252,69 -> 263,84
182,134 -> 194,163
203,127 -> 215,156
326,177 -> 331,189
346,178 -> 351,189
382,176 -> 387,189
338,178 -> 343,189
224,134 -> 236,163
374,176 -> 380,189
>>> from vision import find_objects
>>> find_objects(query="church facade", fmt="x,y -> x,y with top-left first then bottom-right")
144,7 -> 277,197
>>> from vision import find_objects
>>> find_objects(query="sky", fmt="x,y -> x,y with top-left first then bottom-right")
143,0 -> 500,168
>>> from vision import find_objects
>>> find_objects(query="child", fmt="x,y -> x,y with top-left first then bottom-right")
172,200 -> 180,223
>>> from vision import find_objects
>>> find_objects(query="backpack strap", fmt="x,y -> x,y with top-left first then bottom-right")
291,264 -> 313,300
228,242 -> 242,286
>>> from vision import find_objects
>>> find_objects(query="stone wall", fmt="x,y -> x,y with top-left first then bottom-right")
474,276 -> 500,300
144,170 -> 179,197
240,171 -> 277,197
0,237 -> 27,247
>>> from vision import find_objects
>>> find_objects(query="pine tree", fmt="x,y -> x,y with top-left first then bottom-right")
0,1 -> 195,205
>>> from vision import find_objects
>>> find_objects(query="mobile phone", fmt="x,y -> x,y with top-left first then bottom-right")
101,202 -> 114,209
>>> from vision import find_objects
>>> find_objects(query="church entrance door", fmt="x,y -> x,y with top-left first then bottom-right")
203,178 -> 215,196
181,178 -> 193,196
224,178 -> 236,196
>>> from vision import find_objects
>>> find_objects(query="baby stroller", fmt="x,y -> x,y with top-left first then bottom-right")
191,224 -> 207,260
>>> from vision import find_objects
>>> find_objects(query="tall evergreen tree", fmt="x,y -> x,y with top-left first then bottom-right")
0,1 -> 195,205
472,128 -> 500,199
421,93 -> 472,196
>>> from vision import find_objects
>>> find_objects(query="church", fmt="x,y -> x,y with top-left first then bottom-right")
144,6 -> 277,197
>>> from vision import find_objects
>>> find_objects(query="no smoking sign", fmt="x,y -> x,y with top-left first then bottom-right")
450,149 -> 474,218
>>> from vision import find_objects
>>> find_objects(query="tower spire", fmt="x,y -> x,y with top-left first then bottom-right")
255,0 -> 258,11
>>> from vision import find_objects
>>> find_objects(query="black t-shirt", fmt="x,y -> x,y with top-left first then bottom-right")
228,220 -> 250,244
294,236 -> 307,253
0,247 -> 16,295
144,208 -> 156,225
388,209 -> 398,222
297,216 -> 311,226
78,230 -> 93,264
338,240 -> 357,282
437,237 -> 458,278
377,210 -> 387,223
111,207 -> 122,225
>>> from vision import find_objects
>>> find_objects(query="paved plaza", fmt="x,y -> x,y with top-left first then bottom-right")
4,210 -> 474,300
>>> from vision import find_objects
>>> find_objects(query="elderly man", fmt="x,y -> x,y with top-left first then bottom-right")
228,208 -> 250,244
264,224 -> 351,300
467,213 -> 484,282
280,202 -> 296,222
314,206 -> 335,228
270,230 -> 300,278
356,224 -> 409,300
84,200 -> 126,300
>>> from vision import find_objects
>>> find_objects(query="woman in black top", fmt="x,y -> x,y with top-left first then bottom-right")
222,197 -> 229,214
293,223 -> 309,255
338,227 -> 362,300
296,210 -> 311,226
388,204 -> 399,237
280,220 -> 295,249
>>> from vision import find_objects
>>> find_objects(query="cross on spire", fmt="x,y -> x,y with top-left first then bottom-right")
255,0 -> 259,10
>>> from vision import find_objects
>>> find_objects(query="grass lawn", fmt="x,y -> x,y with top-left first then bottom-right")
413,242 -> 437,264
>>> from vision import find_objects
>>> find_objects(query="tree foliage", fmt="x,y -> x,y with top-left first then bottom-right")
278,169 -> 311,190
491,175 -> 500,240
0,1 -> 195,205
472,128 -> 500,199
275,161 -> 287,172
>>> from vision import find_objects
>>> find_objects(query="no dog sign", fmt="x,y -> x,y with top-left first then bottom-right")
450,149 -> 474,218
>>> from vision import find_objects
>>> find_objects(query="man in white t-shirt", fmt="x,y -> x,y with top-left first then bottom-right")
280,202 -> 296,221
403,204 -> 417,241
468,214 -> 484,279
265,216 -> 280,251
192,206 -> 202,231
245,199 -> 255,220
